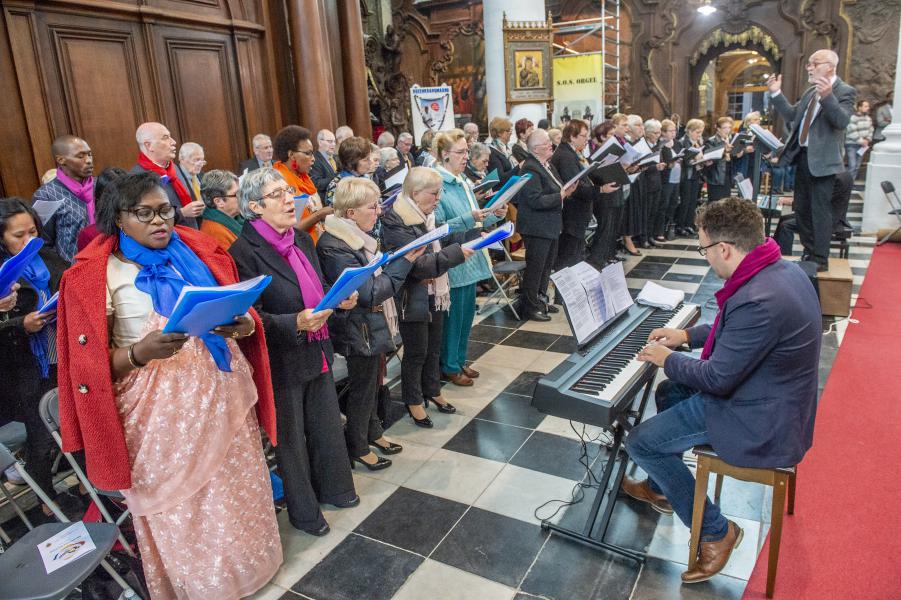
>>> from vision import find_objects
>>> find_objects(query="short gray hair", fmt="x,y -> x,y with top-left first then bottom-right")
237,167 -> 285,220
201,169 -> 238,208
252,134 -> 271,149
397,132 -> 413,144
377,131 -> 395,148
526,129 -> 550,152
643,119 -> 662,133
379,147 -> 399,164
626,114 -> 644,128
178,142 -> 203,161
469,142 -> 490,161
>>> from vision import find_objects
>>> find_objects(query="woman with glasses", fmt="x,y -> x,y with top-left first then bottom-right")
0,198 -> 69,516
273,125 -> 332,243
229,168 -> 359,537
326,136 -> 375,205
199,169 -> 244,250
434,129 -> 507,387
57,172 -> 282,598
464,142 -> 491,188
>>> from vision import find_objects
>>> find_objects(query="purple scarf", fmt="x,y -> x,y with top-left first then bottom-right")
55,170 -> 95,224
701,238 -> 781,360
250,218 -> 329,341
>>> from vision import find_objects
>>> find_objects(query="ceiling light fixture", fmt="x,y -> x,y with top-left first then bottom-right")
697,1 -> 717,15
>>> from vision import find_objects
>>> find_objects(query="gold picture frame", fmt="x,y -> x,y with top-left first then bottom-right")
503,13 -> 554,112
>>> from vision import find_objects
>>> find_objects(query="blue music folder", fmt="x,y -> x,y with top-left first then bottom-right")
314,255 -> 389,312
162,275 -> 272,336
0,237 -> 44,297
461,222 -> 515,251
37,291 -> 59,315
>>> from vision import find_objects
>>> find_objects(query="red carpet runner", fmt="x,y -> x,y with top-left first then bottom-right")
742,243 -> 901,599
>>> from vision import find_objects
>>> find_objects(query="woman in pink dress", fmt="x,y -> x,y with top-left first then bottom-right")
57,172 -> 282,599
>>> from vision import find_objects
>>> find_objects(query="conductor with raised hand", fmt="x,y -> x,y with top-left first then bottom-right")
767,49 -> 856,271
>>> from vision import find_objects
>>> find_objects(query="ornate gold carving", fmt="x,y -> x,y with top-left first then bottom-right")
689,26 -> 782,66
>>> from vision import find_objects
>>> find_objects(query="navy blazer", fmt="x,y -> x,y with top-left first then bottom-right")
664,259 -> 821,468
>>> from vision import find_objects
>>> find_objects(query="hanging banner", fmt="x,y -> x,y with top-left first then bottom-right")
410,84 -> 456,145
552,53 -> 604,128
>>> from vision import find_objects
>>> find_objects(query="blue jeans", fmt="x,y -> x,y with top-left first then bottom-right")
624,380 -> 729,541
845,143 -> 863,177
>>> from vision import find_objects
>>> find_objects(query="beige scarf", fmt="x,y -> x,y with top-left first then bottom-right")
324,215 -> 400,339
394,194 -> 451,311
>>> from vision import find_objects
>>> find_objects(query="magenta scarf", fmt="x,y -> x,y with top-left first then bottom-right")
701,238 -> 781,360
55,170 -> 95,224
251,218 -> 329,341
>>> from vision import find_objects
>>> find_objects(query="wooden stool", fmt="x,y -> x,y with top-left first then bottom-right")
688,445 -> 797,598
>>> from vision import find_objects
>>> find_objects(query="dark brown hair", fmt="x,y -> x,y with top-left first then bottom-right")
561,119 -> 588,144
337,136 -> 373,173
695,197 -> 765,254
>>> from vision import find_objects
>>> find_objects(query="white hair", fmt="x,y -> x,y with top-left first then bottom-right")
643,119 -> 662,133
251,134 -> 271,149
377,131 -> 396,148
135,122 -> 164,148
317,129 -> 334,142
526,129 -> 550,152
626,114 -> 644,128
379,147 -> 399,163
397,132 -> 413,143
178,142 -> 203,161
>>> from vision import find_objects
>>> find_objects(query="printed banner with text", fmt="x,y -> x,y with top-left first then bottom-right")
552,53 -> 604,128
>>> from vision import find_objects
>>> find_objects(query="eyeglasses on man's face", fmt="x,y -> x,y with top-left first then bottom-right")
696,240 -> 735,256
257,186 -> 297,202
125,205 -> 177,223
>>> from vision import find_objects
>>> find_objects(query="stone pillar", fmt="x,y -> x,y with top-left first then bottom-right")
288,0 -> 338,132
483,0 -> 547,128
338,0 -> 372,138
863,15 -> 901,234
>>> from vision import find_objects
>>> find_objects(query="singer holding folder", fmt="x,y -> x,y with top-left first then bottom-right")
318,178 -> 422,470
230,168 -> 359,538
56,173 -> 282,598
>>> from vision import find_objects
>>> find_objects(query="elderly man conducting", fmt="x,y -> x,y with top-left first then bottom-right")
768,49 -> 855,271
623,198 -> 821,584
131,122 -> 204,227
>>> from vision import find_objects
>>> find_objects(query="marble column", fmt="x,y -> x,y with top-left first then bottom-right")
338,0 -> 372,138
288,0 -> 338,132
483,0 -> 548,128
863,15 -> 901,234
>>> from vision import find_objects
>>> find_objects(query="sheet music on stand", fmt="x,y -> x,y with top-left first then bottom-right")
551,261 -> 634,346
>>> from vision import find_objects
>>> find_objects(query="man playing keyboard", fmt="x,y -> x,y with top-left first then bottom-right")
624,197 -> 821,583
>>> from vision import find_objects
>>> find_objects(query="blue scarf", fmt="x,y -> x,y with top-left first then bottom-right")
118,230 -> 232,371
21,254 -> 52,379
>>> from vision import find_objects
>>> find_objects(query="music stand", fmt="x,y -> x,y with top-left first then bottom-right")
750,130 -> 785,237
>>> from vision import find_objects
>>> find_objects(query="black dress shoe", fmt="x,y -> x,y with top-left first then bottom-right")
299,522 -> 330,536
528,310 -> 552,322
372,441 -> 403,455
331,495 -> 360,509
545,304 -> 559,314
406,405 -> 434,428
816,262 -> 829,272
426,397 -> 457,414
352,455 -> 392,471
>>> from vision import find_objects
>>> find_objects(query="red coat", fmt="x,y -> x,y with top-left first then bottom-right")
57,226 -> 277,491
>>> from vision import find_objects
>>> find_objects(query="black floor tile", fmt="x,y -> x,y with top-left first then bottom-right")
519,533 -> 640,600
631,557 -> 746,600
478,308 -> 524,328
382,400 -> 410,430
467,339 -> 494,362
503,371 -> 543,396
431,507 -> 548,587
510,430 -> 600,481
628,265 -> 672,280
353,487 -> 468,556
292,533 -> 422,600
442,419 -> 533,463
500,330 -> 561,351
639,255 -> 678,264
676,257 -> 710,266
470,323 -> 515,344
549,335 -> 578,354
476,391 -> 546,429
662,272 -> 704,283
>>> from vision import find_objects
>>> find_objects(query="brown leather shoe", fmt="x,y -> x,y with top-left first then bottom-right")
681,520 -> 744,584
621,476 -> 674,514
443,372 -> 473,387
461,366 -> 480,379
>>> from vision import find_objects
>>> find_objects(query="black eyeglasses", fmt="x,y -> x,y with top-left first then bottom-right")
697,240 -> 734,256
125,205 -> 177,223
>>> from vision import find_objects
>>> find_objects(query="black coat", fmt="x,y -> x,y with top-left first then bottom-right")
0,248 -> 66,398
678,135 -> 703,182
702,135 -> 731,186
640,138 -> 663,194
310,152 -> 338,199
516,155 -> 564,240
379,206 -> 465,323
549,142 -> 596,237
229,222 -> 334,383
487,146 -> 517,185
316,229 -> 412,357
237,157 -> 266,175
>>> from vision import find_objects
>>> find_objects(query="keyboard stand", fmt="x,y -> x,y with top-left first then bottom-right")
539,370 -> 657,563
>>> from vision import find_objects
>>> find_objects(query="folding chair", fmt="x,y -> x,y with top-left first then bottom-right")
38,389 -> 136,558
477,245 -> 526,319
877,181 -> 901,245
0,444 -> 139,599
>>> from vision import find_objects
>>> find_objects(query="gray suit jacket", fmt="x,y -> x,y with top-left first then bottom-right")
771,78 -> 856,177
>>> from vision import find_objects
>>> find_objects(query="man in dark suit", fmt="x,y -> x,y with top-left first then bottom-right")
396,132 -> 416,170
624,198 -> 821,583
516,129 -> 577,321
237,133 -> 273,174
769,49 -> 856,271
310,129 -> 338,199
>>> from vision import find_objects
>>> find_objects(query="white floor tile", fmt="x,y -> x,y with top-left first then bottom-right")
517,316 -> 572,336
473,463 -> 580,526
392,559 -> 516,600
404,448 -> 505,505
665,264 -> 710,276
640,248 -> 692,257
272,510 -> 352,588
535,415 -> 610,444
473,345 -> 546,370
527,351 -> 569,374
386,412 -> 472,448
320,474 -> 398,532
353,439 -> 439,487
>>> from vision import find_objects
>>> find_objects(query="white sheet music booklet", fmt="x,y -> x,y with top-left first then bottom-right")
551,261 -> 634,346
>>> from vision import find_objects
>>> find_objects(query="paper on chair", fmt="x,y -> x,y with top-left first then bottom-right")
39,521 -> 97,574
637,281 -> 685,311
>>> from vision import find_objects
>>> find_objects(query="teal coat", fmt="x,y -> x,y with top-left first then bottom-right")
433,167 -> 502,288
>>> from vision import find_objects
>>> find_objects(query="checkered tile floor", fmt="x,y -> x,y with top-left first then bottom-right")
249,191 -> 875,600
